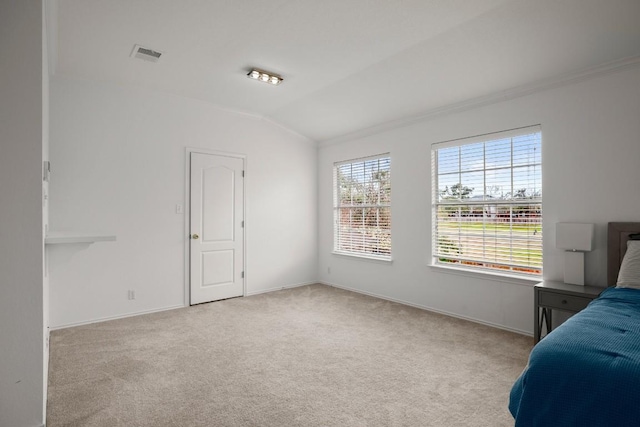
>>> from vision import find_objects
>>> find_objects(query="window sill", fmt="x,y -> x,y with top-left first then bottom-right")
429,263 -> 540,287
332,251 -> 393,264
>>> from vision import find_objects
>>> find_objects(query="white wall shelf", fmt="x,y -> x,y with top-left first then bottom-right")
45,232 -> 116,245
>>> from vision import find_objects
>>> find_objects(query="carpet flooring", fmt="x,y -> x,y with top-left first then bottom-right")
47,284 -> 531,426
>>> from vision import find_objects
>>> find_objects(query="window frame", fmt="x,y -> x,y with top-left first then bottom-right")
333,153 -> 392,261
431,126 -> 542,278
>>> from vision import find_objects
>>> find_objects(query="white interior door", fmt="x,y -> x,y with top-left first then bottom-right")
190,152 -> 244,305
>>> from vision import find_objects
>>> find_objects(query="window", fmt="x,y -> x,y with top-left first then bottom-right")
333,154 -> 391,260
432,126 -> 542,276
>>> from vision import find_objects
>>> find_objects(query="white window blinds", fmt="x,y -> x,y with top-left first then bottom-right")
333,154 -> 391,259
432,126 -> 542,276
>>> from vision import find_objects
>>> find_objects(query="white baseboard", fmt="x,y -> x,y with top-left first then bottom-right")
50,304 -> 185,330
50,281 -> 531,337
319,280 -> 532,337
245,281 -> 318,297
51,282 -> 318,330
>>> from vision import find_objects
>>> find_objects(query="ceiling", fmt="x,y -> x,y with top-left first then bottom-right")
54,0 -> 640,143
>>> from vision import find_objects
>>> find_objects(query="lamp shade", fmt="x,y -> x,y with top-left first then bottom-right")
556,222 -> 594,251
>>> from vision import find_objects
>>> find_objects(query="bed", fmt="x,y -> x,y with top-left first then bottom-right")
509,222 -> 640,427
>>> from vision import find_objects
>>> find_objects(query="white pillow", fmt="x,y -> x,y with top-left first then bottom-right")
617,240 -> 640,288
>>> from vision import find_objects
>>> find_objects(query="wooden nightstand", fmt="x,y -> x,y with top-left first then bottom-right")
534,281 -> 603,343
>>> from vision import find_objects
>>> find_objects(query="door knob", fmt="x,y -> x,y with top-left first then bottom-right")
192,233 -> 199,240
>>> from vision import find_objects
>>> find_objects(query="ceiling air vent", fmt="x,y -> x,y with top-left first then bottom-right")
130,44 -> 162,63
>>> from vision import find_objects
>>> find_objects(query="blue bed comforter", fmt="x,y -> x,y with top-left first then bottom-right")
510,287 -> 640,427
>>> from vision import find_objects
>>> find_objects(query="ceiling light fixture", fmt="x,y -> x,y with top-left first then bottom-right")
247,68 -> 283,86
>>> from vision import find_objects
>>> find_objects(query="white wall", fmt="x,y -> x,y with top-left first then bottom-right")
0,1 -> 46,426
42,0 -> 51,420
318,66 -> 640,334
49,76 -> 317,328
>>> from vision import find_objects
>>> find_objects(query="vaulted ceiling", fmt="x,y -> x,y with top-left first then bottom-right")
53,0 -> 640,142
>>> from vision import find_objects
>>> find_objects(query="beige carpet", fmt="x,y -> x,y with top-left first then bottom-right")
47,284 -> 531,426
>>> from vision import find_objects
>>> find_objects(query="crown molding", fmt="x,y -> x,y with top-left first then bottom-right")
259,116 -> 317,146
318,55 -> 640,147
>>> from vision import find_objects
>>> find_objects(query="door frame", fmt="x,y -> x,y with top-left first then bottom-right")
184,147 -> 247,306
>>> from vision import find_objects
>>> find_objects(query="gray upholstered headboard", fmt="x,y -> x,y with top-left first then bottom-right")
608,222 -> 640,287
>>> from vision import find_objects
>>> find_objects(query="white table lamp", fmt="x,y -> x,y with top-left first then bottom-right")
556,222 -> 594,285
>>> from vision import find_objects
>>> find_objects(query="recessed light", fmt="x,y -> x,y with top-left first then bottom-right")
247,68 -> 283,86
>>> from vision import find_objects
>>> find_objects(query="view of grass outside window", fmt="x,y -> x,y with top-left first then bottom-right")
334,154 -> 391,259
432,127 -> 542,276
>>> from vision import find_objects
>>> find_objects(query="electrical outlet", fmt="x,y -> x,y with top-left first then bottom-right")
128,290 -> 136,300
176,204 -> 184,214
327,267 -> 331,274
